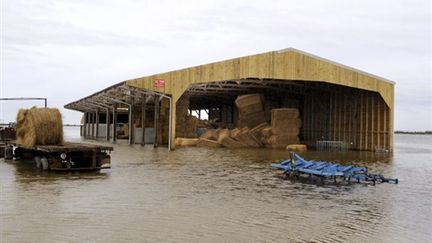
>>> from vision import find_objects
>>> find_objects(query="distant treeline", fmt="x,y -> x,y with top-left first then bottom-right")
395,131 -> 432,134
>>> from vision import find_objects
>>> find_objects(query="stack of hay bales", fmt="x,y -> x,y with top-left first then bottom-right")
16,107 -> 64,148
175,95 -> 198,138
235,94 -> 266,128
268,108 -> 301,149
195,123 -> 269,149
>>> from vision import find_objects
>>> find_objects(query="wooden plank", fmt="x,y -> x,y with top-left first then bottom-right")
83,112 -> 87,137
141,97 -> 146,146
383,102 -> 387,149
106,108 -> 110,141
95,109 -> 99,139
128,99 -> 133,145
154,96 -> 160,148
359,93 -> 363,150
371,95 -> 374,151
113,104 -> 117,142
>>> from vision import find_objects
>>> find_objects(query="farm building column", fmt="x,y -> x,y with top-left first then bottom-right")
168,92 -> 181,151
106,108 -> 110,141
112,104 -> 117,142
154,95 -> 159,148
141,96 -> 146,146
82,112 -> 87,137
95,109 -> 99,139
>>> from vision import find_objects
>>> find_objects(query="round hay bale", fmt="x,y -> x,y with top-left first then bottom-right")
286,144 -> 307,152
16,107 -> 64,148
175,138 -> 199,146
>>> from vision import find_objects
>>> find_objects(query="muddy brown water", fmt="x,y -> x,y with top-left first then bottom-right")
1,127 -> 431,242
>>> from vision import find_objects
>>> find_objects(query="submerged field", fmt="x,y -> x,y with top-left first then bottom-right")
1,128 -> 431,242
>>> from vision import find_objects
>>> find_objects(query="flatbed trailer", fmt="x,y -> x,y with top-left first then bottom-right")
3,142 -> 113,171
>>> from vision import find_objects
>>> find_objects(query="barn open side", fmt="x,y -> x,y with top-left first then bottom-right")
65,48 -> 394,152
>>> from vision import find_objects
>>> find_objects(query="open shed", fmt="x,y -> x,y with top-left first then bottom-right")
65,48 -> 394,152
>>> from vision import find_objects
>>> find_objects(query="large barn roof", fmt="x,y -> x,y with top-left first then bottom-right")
125,47 -> 394,108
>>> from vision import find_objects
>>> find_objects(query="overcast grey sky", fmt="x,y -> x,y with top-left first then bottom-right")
1,0 -> 431,131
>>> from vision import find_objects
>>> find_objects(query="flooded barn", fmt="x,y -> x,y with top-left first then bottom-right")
64,48 -> 394,152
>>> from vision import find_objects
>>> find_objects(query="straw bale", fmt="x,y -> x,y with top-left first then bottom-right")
286,144 -> 307,152
220,136 -> 247,148
235,94 -> 263,108
271,118 -> 302,129
268,135 -> 300,146
271,127 -> 300,136
230,128 -> 241,138
249,122 -> 268,138
175,138 -> 199,146
200,129 -> 217,140
216,129 -> 231,142
16,107 -> 64,148
271,108 -> 299,119
238,111 -> 266,128
197,138 -> 222,148
238,103 -> 263,116
236,128 -> 262,147
261,127 -> 272,137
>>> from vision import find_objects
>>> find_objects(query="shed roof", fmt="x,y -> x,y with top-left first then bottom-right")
126,48 -> 394,108
65,48 -> 394,111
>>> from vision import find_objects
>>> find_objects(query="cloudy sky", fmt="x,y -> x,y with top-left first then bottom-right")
1,0 -> 431,131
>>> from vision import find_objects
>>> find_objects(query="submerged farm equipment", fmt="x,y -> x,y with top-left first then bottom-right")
271,153 -> 398,185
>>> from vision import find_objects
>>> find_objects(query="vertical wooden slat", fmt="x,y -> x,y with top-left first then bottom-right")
334,95 -> 338,141
95,109 -> 99,139
83,112 -> 87,137
376,96 -> 381,150
370,95 -> 376,151
364,94 -> 369,150
113,104 -> 117,142
359,93 -> 363,150
91,112 -> 95,139
106,108 -> 110,141
383,103 -> 387,149
141,97 -> 147,146
128,102 -> 133,145
154,96 -> 160,148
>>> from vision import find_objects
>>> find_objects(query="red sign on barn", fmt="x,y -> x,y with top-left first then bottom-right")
154,79 -> 165,88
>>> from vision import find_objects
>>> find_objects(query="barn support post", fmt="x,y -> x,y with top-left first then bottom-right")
141,96 -> 147,146
91,112 -> 95,139
82,112 -> 87,137
128,101 -> 133,145
154,95 -> 160,148
113,104 -> 117,142
106,108 -> 110,141
95,109 -> 99,139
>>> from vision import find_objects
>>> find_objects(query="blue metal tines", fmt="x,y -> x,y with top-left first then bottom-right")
271,153 -> 398,184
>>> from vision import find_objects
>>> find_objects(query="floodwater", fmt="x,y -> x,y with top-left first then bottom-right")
1,127 -> 431,242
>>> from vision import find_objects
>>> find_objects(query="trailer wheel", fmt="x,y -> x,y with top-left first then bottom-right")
4,145 -> 13,160
34,156 -> 41,169
41,157 -> 49,170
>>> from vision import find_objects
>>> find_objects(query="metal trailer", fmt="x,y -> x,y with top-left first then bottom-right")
4,142 -> 113,171
272,153 -> 398,185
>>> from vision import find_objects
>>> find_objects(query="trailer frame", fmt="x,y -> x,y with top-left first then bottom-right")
4,142 -> 113,171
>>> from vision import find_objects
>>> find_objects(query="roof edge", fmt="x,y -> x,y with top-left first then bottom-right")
278,47 -> 395,85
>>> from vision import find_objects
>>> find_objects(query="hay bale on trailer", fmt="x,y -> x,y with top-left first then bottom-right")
16,107 -> 64,148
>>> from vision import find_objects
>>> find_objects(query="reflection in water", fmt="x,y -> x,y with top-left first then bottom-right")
0,128 -> 431,242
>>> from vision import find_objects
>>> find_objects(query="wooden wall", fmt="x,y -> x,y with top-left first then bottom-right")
302,90 -> 392,151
